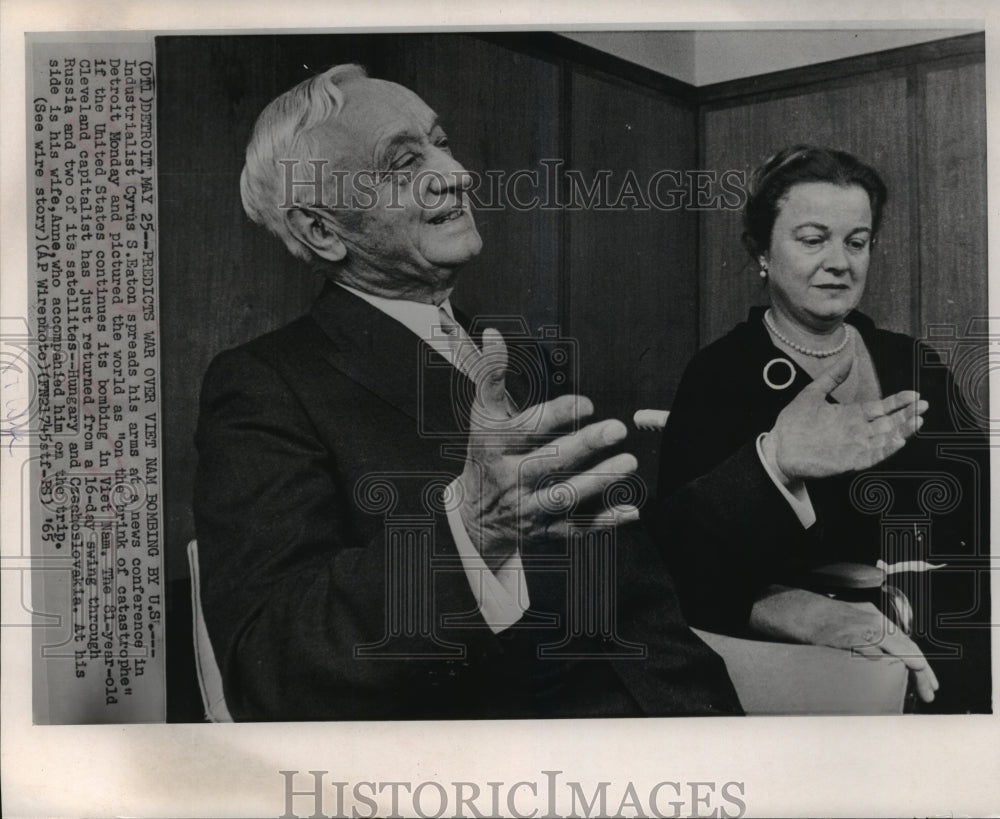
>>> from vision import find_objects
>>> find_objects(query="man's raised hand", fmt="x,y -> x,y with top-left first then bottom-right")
458,329 -> 640,569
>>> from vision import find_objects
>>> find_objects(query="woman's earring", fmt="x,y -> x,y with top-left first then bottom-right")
759,259 -> 768,279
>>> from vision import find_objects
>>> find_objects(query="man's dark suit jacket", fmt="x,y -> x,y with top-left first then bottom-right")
194,281 -> 804,721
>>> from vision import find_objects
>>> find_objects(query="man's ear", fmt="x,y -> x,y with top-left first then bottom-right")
286,207 -> 347,262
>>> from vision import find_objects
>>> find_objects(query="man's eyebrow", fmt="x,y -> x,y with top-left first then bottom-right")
377,117 -> 443,162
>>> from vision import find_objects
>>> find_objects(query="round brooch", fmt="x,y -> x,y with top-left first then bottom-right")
763,357 -> 796,390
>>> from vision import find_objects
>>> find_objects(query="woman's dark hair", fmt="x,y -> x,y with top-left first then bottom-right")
742,145 -> 888,259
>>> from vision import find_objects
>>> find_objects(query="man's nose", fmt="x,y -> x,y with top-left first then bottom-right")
425,149 -> 473,194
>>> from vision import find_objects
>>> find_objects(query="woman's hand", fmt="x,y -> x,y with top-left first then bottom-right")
750,586 -> 940,703
763,354 -> 928,483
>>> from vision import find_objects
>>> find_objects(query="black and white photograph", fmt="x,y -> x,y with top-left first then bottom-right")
155,27 -> 992,723
2,1 -> 998,817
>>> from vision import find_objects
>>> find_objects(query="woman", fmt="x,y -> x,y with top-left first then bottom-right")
656,146 -> 989,712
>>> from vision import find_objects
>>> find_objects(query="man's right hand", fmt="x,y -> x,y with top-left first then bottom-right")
763,354 -> 928,484
457,329 -> 640,570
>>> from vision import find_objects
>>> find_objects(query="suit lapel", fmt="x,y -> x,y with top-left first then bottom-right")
309,282 -> 473,434
848,312 -> 906,397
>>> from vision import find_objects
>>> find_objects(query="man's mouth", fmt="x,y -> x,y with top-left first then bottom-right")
815,283 -> 849,290
428,205 -> 466,225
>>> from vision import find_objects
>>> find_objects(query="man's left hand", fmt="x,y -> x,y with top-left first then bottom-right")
457,329 -> 640,569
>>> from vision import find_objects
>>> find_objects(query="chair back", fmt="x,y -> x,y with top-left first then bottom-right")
187,540 -> 234,722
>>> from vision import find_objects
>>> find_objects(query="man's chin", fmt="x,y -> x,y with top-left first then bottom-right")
434,235 -> 484,268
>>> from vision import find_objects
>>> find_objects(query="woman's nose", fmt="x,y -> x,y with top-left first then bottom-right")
823,242 -> 851,272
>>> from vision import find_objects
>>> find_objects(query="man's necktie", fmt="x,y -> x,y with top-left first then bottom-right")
437,307 -> 483,381
437,307 -> 516,418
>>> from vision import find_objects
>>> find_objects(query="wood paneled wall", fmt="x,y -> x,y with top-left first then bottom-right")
567,70 -> 698,486
918,59 -> 988,337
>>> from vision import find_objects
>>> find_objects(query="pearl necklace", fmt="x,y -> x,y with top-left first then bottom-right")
764,309 -> 852,358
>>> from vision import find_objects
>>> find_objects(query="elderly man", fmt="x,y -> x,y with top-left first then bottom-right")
194,65 -> 926,720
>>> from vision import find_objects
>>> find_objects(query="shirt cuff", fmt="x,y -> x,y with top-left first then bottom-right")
446,480 -> 530,633
756,433 -> 817,529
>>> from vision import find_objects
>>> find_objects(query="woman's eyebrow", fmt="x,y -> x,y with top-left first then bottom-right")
792,221 -> 872,233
